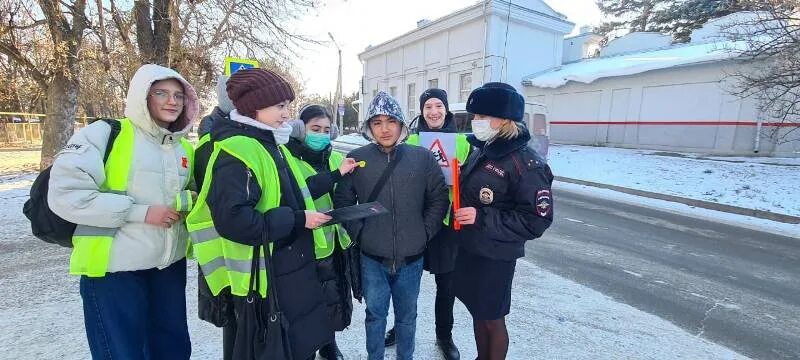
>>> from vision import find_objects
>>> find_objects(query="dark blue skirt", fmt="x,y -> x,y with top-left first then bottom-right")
452,248 -> 517,320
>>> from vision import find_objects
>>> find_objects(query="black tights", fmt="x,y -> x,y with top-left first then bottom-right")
473,317 -> 509,360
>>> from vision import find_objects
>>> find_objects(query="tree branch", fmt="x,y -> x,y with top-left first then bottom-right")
0,39 -> 48,89
109,0 -> 134,52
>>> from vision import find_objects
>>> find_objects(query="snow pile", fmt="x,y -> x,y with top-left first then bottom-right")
549,145 -> 800,217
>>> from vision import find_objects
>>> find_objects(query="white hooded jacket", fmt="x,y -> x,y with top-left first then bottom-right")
48,64 -> 200,273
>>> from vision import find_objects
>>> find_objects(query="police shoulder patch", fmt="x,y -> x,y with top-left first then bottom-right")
535,189 -> 552,217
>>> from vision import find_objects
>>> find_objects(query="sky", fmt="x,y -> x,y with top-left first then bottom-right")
291,0 -> 603,96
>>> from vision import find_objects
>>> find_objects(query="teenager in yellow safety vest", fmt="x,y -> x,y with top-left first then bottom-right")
284,104 -> 356,360
184,69 -> 358,360
193,75 -> 240,360
385,88 -> 471,360
48,64 -> 199,359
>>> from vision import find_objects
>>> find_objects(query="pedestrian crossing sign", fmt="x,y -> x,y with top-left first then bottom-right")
429,139 -> 449,167
419,132 -> 457,185
224,57 -> 260,75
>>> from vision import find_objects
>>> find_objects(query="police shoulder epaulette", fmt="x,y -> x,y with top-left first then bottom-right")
522,150 -> 543,170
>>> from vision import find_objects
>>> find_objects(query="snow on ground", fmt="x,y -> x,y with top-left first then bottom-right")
548,144 -> 800,217
554,181 -> 800,239
0,173 -> 747,359
0,149 -> 40,176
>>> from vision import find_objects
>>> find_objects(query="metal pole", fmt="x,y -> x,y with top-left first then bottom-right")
337,48 -> 343,131
329,32 -> 344,131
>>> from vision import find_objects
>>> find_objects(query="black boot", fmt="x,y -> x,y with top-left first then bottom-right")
436,336 -> 460,360
384,327 -> 396,347
319,341 -> 344,360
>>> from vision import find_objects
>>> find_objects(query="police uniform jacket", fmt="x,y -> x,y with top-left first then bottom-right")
457,128 -> 554,261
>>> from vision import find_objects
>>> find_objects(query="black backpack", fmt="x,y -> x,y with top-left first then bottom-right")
23,119 -> 122,247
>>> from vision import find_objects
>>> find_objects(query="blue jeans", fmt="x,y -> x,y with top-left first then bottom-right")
79,258 -> 191,360
361,253 -> 423,360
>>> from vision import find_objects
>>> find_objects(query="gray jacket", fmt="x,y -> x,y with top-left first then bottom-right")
333,143 -> 449,265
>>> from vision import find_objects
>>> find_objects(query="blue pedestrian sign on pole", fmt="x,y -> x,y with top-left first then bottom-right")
224,57 -> 260,75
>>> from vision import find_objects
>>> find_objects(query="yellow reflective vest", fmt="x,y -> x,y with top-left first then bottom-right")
186,135 -> 326,297
70,118 -> 195,277
292,151 -> 353,259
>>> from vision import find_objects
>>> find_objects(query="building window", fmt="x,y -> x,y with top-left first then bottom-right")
389,86 -> 397,98
428,78 -> 438,89
459,73 -> 472,102
372,89 -> 378,98
407,83 -> 416,119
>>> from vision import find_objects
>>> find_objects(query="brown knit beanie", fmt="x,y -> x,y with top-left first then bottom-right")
226,69 -> 295,118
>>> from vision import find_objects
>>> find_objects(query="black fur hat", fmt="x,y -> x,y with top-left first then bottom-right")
466,82 -> 525,122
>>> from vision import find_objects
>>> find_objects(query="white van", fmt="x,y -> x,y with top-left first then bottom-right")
449,102 -> 550,159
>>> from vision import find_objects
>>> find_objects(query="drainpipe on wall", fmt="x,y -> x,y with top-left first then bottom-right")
754,114 -> 763,153
481,0 -> 489,83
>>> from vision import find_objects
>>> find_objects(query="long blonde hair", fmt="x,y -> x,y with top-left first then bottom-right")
496,119 -> 521,139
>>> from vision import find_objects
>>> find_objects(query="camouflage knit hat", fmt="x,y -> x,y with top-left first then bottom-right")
361,91 -> 408,142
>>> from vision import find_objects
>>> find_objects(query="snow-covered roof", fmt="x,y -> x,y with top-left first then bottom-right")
523,40 -> 747,88
522,12 -> 779,89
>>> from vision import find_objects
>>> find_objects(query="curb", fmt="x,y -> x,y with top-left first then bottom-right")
555,176 -> 800,225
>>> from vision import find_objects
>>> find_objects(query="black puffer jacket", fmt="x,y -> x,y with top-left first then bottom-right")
457,128 -> 554,261
285,138 -> 354,331
198,106 -> 226,138
195,107 -> 233,329
205,116 -> 336,359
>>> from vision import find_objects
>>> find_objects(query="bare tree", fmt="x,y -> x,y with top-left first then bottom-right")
723,1 -> 799,143
0,0 -> 89,168
2,0 -> 322,169
134,0 -> 172,65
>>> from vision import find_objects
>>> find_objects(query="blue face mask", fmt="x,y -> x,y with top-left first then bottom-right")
304,131 -> 331,151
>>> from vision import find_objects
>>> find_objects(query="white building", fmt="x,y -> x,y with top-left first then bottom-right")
523,13 -> 800,157
357,0 -> 573,124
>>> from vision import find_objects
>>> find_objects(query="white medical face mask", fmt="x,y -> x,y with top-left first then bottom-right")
471,119 -> 499,141
272,122 -> 293,145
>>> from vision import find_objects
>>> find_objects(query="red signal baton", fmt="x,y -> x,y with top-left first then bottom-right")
452,158 -> 461,231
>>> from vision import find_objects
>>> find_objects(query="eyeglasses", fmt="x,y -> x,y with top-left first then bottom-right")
150,89 -> 186,104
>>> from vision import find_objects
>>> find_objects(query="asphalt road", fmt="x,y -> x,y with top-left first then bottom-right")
525,188 -> 800,360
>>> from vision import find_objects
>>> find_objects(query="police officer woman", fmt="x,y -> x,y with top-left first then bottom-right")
451,82 -> 554,360
185,69 -> 357,360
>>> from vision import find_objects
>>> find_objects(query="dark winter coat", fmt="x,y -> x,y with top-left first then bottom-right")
456,128 -> 554,261
205,116 -> 336,359
198,106 -> 227,138
194,108 -> 236,329
410,112 -> 468,274
195,107 -> 229,191
285,138 -> 354,331
333,143 -> 449,269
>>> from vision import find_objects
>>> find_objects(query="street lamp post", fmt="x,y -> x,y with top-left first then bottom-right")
328,32 -> 344,132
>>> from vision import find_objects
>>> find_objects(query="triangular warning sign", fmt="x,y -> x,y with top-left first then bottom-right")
429,138 -> 449,167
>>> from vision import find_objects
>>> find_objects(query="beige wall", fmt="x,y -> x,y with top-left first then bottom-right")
362,18 -> 487,122
525,62 -> 800,157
